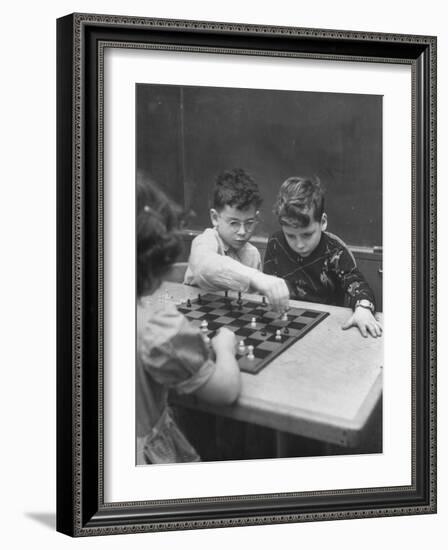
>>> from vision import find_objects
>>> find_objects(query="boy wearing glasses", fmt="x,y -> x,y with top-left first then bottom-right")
184,169 -> 289,311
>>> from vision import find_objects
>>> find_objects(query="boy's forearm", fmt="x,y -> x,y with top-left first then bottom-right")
190,248 -> 257,291
335,246 -> 376,310
343,270 -> 376,310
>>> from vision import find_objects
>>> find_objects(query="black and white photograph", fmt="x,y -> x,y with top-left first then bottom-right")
135,83 -> 383,465
1,0 -> 444,546
53,8 -> 437,539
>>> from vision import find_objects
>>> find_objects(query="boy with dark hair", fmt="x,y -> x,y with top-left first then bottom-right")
263,176 -> 382,337
184,168 -> 289,312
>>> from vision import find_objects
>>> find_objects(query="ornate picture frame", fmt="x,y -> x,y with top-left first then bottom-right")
56,13 -> 436,536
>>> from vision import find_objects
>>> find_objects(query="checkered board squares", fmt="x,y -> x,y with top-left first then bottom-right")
177,293 -> 329,375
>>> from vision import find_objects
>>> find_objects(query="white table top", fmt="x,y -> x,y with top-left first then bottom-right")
145,282 -> 383,446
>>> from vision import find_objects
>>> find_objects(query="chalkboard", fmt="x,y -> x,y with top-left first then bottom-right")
136,84 -> 382,248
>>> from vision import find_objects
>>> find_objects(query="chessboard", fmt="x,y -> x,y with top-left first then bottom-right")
177,292 -> 329,374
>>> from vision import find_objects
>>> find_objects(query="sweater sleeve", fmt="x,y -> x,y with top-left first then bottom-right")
330,246 -> 376,311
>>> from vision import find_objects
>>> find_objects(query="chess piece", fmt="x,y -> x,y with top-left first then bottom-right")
275,329 -> 282,341
198,293 -> 202,304
238,339 -> 245,354
247,345 -> 255,360
261,329 -> 267,336
237,291 -> 242,305
281,312 -> 288,322
186,299 -> 191,308
200,320 -> 208,332
250,317 -> 257,328
261,296 -> 267,307
284,327 -> 289,335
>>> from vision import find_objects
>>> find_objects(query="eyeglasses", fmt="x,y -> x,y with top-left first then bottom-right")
219,215 -> 258,233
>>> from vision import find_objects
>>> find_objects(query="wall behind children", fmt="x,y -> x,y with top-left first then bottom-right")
137,84 -> 382,247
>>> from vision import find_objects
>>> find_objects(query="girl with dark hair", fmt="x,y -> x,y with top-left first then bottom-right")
136,179 -> 241,464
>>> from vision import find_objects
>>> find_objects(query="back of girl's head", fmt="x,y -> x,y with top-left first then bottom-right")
136,178 -> 182,297
274,176 -> 325,228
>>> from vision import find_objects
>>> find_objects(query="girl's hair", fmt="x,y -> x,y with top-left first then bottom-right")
212,168 -> 262,211
136,178 -> 183,297
274,176 -> 325,228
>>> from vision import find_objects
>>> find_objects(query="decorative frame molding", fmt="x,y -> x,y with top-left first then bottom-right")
57,13 -> 437,537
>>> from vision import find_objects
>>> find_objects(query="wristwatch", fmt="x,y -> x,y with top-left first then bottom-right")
355,299 -> 375,313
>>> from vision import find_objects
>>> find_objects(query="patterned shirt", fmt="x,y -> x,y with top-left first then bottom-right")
263,230 -> 375,310
184,228 -> 261,292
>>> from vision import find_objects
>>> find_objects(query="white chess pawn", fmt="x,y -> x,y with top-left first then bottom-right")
200,320 -> 208,332
247,345 -> 255,360
238,339 -> 245,353
275,329 -> 282,341
250,317 -> 257,328
281,312 -> 288,322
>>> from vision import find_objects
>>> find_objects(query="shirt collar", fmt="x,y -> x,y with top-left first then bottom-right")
213,227 -> 229,252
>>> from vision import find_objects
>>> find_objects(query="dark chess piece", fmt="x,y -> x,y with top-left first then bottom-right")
186,299 -> 191,308
198,294 -> 202,304
261,296 -> 267,307
284,327 -> 289,335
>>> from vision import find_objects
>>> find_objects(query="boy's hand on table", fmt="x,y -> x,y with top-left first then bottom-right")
342,307 -> 382,338
250,272 -> 290,312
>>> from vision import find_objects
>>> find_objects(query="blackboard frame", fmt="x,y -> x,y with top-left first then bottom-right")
57,13 -> 437,536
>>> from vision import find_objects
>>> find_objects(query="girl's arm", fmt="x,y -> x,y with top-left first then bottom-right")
194,328 -> 241,406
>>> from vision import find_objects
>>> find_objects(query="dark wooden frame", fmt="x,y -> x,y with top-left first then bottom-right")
56,13 -> 437,537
